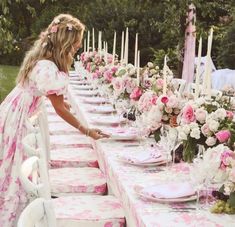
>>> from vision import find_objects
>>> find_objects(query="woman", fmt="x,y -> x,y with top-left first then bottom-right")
0,14 -> 108,226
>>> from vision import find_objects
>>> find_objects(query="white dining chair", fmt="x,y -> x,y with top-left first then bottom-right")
20,156 -> 125,227
18,197 -> 57,227
172,78 -> 187,94
23,130 -> 107,197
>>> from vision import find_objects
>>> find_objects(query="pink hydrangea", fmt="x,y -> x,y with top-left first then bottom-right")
215,130 -> 231,143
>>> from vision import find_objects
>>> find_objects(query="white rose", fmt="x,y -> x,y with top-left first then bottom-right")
195,108 -> 207,123
149,69 -> 157,75
147,62 -> 154,68
205,137 -> 217,146
178,131 -> 188,140
189,122 -> 199,130
215,108 -> 226,121
208,119 -> 220,132
165,107 -> 173,114
182,125 -> 190,135
190,127 -> 201,139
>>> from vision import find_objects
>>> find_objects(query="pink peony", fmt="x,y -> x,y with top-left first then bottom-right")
195,108 -> 207,123
226,111 -> 234,119
182,104 -> 195,124
215,130 -> 231,143
161,96 -> 169,104
130,87 -> 142,101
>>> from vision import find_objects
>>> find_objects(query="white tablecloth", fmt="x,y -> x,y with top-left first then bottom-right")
67,81 -> 235,227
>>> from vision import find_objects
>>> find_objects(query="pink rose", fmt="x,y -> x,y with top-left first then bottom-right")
124,78 -> 136,94
86,62 -> 91,72
215,130 -> 231,143
226,111 -> 234,119
156,78 -> 164,88
103,70 -> 113,82
130,87 -> 142,101
151,95 -> 158,105
50,25 -> 58,33
92,72 -> 99,79
182,104 -> 195,124
195,108 -> 207,123
161,96 -> 169,104
201,123 -> 211,136
220,150 -> 235,170
112,77 -> 124,93
111,66 -> 118,73
166,95 -> 178,108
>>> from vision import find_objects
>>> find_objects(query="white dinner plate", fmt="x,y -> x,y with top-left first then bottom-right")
87,105 -> 116,114
83,97 -> 109,104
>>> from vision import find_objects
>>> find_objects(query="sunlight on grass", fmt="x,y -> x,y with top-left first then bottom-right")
0,65 -> 19,102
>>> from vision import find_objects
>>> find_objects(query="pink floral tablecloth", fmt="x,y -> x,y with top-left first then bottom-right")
68,82 -> 235,227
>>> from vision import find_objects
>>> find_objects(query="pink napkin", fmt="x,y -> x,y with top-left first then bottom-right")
142,182 -> 195,199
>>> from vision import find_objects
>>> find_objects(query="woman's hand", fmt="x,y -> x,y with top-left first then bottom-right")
64,101 -> 71,111
87,128 -> 110,140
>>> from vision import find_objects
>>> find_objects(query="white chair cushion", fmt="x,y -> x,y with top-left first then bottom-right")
49,122 -> 79,135
47,114 -> 65,123
53,195 -> 125,227
50,134 -> 92,149
50,147 -> 98,168
49,167 -> 107,195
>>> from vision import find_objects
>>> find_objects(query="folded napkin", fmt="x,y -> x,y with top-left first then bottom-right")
121,151 -> 163,164
141,182 -> 195,199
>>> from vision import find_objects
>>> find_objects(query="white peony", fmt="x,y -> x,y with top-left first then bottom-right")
195,108 -> 207,123
182,125 -> 190,135
189,122 -> 199,130
208,119 -> 220,132
178,130 -> 188,140
190,127 -> 201,139
205,136 -> 217,146
214,108 -> 227,121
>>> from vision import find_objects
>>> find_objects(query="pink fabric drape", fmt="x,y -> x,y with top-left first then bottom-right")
182,4 -> 196,83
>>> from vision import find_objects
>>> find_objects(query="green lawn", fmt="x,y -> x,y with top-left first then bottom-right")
0,65 -> 19,102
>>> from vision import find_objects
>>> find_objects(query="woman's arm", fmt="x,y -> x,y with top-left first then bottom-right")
47,94 -> 109,139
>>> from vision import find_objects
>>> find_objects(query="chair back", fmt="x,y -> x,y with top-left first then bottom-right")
172,78 -> 187,94
20,156 -> 51,200
18,198 -> 56,227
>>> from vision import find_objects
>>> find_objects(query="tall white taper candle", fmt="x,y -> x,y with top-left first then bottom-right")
134,33 -> 138,67
121,31 -> 124,63
112,31 -> 116,65
195,36 -> 202,99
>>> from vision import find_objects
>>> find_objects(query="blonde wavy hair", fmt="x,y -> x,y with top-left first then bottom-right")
16,14 -> 85,84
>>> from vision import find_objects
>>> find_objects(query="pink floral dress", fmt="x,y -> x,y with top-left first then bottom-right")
0,60 -> 69,226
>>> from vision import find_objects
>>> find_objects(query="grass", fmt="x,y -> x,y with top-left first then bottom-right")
0,65 -> 19,102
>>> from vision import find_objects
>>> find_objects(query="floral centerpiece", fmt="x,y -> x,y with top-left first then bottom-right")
176,96 -> 235,162
205,146 -> 235,214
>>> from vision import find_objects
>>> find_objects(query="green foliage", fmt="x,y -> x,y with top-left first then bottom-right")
0,65 -> 19,102
0,0 -> 234,73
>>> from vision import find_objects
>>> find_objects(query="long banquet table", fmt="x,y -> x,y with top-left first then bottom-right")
67,73 -> 235,227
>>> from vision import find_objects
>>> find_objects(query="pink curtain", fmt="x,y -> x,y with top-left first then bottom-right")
182,4 -> 196,83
